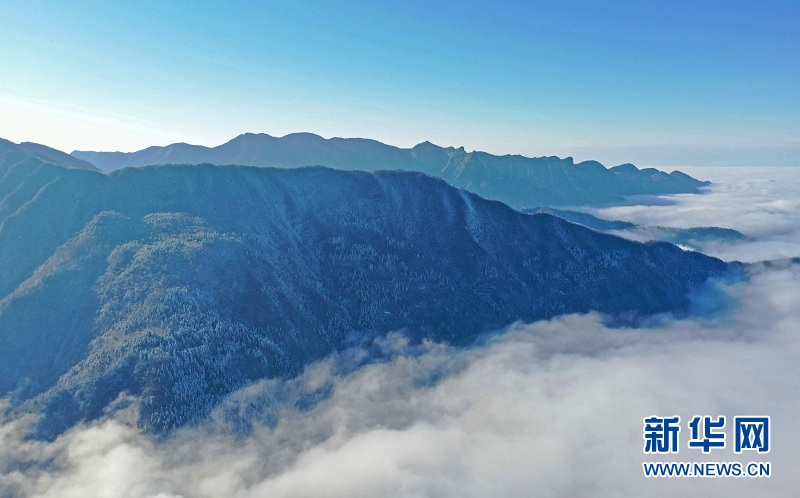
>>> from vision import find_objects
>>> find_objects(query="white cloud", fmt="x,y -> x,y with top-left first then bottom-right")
590,166 -> 800,262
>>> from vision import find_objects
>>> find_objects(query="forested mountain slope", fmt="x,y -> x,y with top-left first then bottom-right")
0,159 -> 733,438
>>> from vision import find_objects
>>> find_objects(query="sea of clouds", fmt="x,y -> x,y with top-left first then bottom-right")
592,166 -> 800,263
1,166 -> 798,497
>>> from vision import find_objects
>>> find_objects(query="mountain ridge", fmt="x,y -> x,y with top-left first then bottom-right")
0,158 -> 735,438
0,138 -> 99,172
526,207 -> 750,251
72,132 -> 708,208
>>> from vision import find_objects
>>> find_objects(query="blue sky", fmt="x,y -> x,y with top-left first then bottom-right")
1,0 -> 798,165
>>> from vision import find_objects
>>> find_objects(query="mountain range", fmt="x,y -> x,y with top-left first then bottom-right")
72,132 -> 709,208
0,138 -> 737,438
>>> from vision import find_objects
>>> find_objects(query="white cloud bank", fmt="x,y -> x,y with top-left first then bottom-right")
1,264 -> 798,498
1,166 -> 798,498
592,166 -> 800,263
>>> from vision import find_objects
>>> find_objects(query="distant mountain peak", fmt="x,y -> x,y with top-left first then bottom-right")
413,140 -> 439,149
612,163 -> 639,172
282,131 -> 325,140
1,138 -> 99,171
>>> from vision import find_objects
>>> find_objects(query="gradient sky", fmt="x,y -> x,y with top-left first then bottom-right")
1,0 -> 798,166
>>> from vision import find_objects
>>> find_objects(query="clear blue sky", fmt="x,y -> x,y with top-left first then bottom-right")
1,0 -> 798,165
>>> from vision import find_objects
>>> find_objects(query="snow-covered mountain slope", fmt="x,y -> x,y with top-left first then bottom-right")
0,160 -> 735,438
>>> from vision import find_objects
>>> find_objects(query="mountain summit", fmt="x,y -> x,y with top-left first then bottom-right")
0,138 -> 99,172
72,133 -> 708,208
